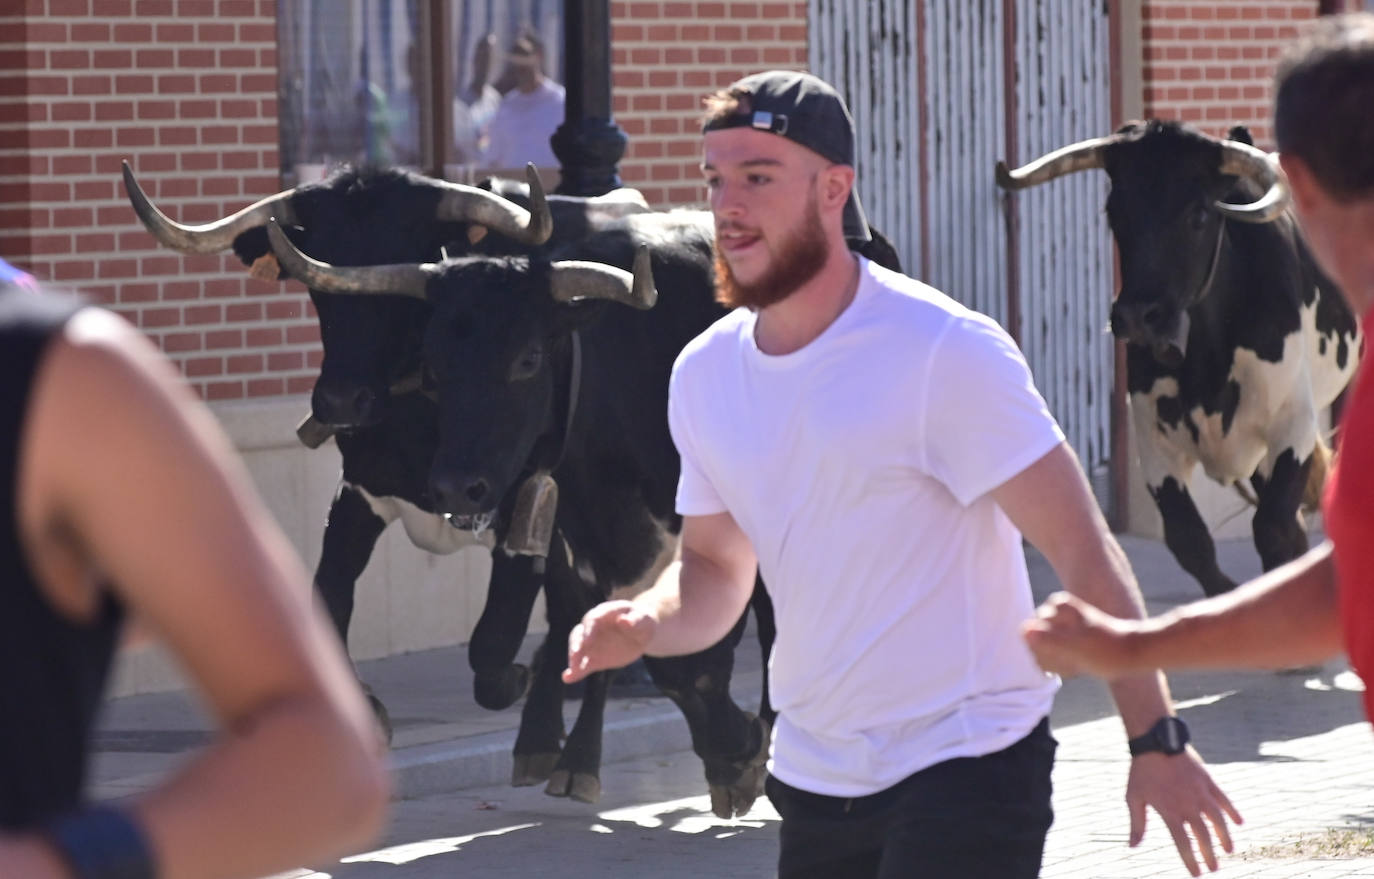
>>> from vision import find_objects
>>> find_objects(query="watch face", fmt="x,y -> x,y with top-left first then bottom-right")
1163,720 -> 1182,751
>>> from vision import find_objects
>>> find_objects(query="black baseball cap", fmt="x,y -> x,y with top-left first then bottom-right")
702,70 -> 871,242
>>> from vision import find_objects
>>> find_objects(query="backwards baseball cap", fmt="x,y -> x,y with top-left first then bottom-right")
702,70 -> 871,242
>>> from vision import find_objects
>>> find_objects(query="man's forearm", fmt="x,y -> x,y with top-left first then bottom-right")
1126,542 -> 1343,671
635,553 -> 753,657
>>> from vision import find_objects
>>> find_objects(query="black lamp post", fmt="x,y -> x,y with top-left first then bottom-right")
551,0 -> 628,196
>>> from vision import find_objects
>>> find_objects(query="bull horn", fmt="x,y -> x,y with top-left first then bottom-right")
434,163 -> 552,246
265,219 -> 432,300
122,160 -> 298,253
1214,140 -> 1289,224
994,135 -> 1119,190
549,245 -> 657,310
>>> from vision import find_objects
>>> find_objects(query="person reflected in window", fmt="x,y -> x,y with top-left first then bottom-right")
454,33 -> 501,166
483,32 -> 565,170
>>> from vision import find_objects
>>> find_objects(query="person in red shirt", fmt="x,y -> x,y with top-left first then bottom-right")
1024,13 -> 1374,716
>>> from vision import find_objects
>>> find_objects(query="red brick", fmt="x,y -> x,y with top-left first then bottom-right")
246,378 -> 284,398
50,49 -> 91,70
184,357 -> 223,377
95,100 -> 135,121
115,23 -> 155,41
284,325 -> 318,345
136,0 -> 174,12
177,48 -> 216,68
286,375 -> 316,395
237,23 -> 275,42
227,353 -> 263,373
162,332 -> 203,353
93,50 -> 134,69
116,282 -> 158,302
90,0 -> 130,12
206,329 -> 244,350
136,49 -> 174,67
205,381 -> 244,400
267,351 -> 303,371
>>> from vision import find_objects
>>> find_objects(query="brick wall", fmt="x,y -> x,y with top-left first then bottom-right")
0,0 -> 318,402
1,0 -> 807,402
610,1 -> 809,208
1140,0 -> 1318,146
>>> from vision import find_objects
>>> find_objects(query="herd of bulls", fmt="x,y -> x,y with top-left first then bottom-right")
122,118 -> 1362,816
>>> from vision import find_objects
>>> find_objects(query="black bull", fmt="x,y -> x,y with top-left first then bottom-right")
997,120 -> 1362,596
121,162 -> 658,746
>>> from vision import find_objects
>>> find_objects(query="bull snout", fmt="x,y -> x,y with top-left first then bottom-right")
1110,298 -> 1190,366
312,380 -> 383,427
1109,300 -> 1166,345
431,470 -> 497,518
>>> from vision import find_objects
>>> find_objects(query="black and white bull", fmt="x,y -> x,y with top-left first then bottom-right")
265,210 -> 777,817
997,120 -> 1362,596
121,162 -> 649,732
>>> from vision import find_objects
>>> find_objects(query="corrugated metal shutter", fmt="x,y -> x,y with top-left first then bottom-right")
809,0 -> 923,284
809,1 -> 1114,473
1012,0 -> 1115,471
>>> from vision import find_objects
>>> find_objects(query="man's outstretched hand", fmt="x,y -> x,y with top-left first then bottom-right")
564,600 -> 658,684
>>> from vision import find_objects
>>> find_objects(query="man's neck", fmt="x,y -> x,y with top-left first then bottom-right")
753,248 -> 862,356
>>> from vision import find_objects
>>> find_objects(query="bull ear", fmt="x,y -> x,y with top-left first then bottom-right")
548,245 -> 657,310
265,219 -> 435,299
1226,125 -> 1254,147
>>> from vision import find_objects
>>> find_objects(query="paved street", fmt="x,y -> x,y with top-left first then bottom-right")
95,533 -> 1374,877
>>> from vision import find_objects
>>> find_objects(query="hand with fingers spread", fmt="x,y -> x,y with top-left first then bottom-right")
1126,750 -> 1243,876
563,600 -> 658,684
1022,590 -> 1144,679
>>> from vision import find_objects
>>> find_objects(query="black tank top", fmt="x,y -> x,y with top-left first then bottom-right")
0,284 -> 124,829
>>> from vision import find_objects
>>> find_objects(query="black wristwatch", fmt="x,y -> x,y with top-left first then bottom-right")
1128,716 -> 1190,757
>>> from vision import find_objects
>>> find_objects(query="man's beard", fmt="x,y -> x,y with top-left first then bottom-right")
714,196 -> 831,311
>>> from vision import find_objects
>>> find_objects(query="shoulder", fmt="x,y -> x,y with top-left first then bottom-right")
672,308 -> 750,382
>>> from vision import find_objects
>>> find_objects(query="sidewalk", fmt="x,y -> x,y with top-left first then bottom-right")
90,533 -> 1374,876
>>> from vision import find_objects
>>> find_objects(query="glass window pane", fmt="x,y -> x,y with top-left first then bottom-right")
447,1 -> 564,183
278,0 -> 424,182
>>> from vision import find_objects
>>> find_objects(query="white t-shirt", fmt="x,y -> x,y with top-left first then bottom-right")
668,258 -> 1063,797
483,79 -> 565,169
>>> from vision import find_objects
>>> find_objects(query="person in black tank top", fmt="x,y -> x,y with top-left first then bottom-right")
0,281 -> 388,877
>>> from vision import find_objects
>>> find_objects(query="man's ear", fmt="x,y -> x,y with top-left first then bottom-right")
1278,153 -> 1322,215
821,163 -> 855,212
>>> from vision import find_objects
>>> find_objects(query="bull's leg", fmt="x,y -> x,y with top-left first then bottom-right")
539,556 -> 612,803
313,482 -> 393,740
315,483 -> 390,638
511,621 -> 571,788
1150,477 -> 1237,596
1130,392 -> 1236,596
469,550 -> 544,710
644,609 -> 771,820
1250,448 -> 1312,571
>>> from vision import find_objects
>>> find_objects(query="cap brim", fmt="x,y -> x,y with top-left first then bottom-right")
843,189 -> 871,242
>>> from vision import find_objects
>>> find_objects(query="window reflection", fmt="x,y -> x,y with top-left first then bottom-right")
278,0 -> 564,187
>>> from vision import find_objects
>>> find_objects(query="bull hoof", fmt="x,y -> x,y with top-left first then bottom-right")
362,685 -> 393,747
512,752 -> 560,786
708,760 -> 766,819
546,769 -> 601,804
473,665 -> 532,711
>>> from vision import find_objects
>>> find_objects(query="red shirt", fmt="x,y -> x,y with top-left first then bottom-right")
1326,311 -> 1374,722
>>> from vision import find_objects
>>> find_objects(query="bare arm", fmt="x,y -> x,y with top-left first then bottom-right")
11,309 -> 388,879
992,442 -> 1240,877
1024,543 -> 1340,677
565,510 -> 756,682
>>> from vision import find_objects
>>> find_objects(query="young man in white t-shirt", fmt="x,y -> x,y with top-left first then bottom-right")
563,70 -> 1238,878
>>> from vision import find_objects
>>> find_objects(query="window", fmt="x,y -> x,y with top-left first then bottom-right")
277,0 -> 564,186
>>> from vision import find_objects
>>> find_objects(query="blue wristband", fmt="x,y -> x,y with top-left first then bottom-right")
44,805 -> 157,879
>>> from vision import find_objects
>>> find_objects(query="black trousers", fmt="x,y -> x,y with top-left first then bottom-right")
766,717 -> 1056,879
